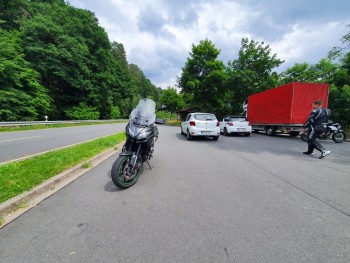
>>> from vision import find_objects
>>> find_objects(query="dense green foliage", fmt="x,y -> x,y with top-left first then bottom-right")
64,102 -> 100,120
0,0 -> 161,120
279,58 -> 340,84
178,39 -> 227,113
159,87 -> 185,118
0,28 -> 51,120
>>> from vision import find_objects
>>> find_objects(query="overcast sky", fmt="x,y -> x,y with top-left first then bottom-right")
68,0 -> 349,88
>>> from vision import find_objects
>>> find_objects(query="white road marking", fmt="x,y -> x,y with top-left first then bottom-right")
0,136 -> 40,143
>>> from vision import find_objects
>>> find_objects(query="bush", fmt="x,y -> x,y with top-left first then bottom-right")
156,111 -> 177,120
65,102 -> 100,120
111,106 -> 121,119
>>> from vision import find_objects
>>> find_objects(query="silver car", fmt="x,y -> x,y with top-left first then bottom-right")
181,113 -> 220,141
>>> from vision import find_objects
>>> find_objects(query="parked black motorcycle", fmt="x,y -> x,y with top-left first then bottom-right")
301,121 -> 347,143
111,98 -> 165,189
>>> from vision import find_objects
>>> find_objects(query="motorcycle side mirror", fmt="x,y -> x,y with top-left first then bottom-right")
157,105 -> 167,111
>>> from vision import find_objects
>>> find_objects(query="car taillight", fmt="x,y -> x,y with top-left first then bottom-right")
227,122 -> 234,126
190,121 -> 196,126
216,121 -> 220,127
248,122 -> 250,126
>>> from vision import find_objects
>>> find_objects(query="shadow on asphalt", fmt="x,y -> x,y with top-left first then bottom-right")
104,180 -> 123,192
104,169 -> 124,192
174,130 -> 350,166
175,133 -> 219,141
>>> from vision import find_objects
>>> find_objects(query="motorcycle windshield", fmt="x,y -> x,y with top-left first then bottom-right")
129,98 -> 156,126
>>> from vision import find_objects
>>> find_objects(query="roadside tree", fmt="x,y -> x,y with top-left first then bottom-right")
177,39 -> 227,113
225,38 -> 283,114
159,87 -> 185,119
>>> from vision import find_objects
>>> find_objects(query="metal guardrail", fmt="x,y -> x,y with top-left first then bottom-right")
0,120 -> 124,127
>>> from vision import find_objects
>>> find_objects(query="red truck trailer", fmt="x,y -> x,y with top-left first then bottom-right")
246,82 -> 329,136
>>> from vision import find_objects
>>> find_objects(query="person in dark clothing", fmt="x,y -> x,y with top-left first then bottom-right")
302,99 -> 331,159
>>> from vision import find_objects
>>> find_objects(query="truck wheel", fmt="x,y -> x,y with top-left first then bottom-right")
265,126 -> 276,136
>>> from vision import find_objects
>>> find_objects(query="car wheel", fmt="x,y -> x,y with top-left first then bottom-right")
223,127 -> 228,136
212,136 -> 219,141
187,129 -> 192,140
244,133 -> 251,137
181,126 -> 185,135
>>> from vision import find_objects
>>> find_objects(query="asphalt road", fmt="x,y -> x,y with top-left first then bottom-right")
0,126 -> 349,263
0,123 -> 126,163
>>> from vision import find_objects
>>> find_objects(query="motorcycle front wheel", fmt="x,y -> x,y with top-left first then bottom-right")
332,131 -> 346,143
111,155 -> 141,189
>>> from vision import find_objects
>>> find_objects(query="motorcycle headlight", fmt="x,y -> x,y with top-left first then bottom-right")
137,131 -> 148,140
127,126 -> 135,137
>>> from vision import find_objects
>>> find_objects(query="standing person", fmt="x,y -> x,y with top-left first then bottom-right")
302,99 -> 331,159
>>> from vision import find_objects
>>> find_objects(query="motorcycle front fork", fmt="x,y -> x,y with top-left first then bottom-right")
124,140 -> 154,171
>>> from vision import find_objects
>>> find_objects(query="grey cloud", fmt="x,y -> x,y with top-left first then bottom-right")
137,6 -> 166,36
243,0 -> 350,25
163,1 -> 200,27
137,2 -> 199,38
233,0 -> 350,47
128,42 -> 188,87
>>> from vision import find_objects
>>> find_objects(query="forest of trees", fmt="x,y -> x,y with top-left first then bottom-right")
1,0 -> 349,130
0,0 -> 161,121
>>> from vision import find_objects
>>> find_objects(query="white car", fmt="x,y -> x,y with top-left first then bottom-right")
219,115 -> 252,136
181,113 -> 220,141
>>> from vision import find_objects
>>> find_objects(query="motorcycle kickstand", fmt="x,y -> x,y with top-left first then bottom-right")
146,159 -> 152,170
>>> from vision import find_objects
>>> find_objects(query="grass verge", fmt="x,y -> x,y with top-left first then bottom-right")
0,132 -> 126,204
0,120 -> 127,133
166,119 -> 182,126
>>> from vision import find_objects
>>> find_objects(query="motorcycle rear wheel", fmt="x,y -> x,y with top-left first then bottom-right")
111,155 -> 141,189
332,131 -> 346,143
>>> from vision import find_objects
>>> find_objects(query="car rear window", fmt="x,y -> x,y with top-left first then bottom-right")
194,114 -> 216,121
230,117 -> 246,121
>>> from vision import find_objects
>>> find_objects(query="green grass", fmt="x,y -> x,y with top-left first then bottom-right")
166,119 -> 182,126
0,132 -> 126,204
81,162 -> 92,169
0,120 -> 127,133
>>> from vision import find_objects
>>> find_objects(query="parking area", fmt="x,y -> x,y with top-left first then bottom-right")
1,125 -> 349,263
